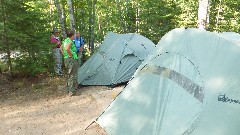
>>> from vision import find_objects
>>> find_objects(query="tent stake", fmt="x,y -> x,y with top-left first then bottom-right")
85,120 -> 96,130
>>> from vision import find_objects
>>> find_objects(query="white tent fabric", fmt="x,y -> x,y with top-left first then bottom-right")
78,32 -> 155,86
96,28 -> 240,135
218,32 -> 240,45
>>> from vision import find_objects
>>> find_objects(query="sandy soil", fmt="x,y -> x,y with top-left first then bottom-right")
0,77 -> 123,135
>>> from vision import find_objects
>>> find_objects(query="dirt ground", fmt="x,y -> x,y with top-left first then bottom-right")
0,76 -> 123,135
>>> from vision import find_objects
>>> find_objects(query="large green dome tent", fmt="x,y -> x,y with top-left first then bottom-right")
77,32 -> 155,86
95,28 -> 240,135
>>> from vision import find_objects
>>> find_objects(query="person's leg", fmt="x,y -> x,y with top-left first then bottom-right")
58,48 -> 63,74
72,59 -> 78,88
65,58 -> 78,95
55,48 -> 62,75
52,48 -> 59,74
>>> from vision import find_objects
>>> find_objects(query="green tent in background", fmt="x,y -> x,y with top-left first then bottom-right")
96,28 -> 240,135
77,32 -> 155,86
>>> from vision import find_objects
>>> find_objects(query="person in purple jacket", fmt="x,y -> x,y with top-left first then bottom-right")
50,28 -> 63,75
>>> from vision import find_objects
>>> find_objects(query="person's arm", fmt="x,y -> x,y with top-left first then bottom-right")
60,45 -> 63,54
50,37 -> 61,47
80,46 -> 83,52
66,41 -> 73,57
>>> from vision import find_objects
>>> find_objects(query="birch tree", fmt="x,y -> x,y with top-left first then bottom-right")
67,0 -> 76,31
54,0 -> 67,38
135,0 -> 140,33
116,0 -> 126,33
197,0 -> 210,30
61,0 -> 67,30
91,0 -> 97,53
87,0 -> 97,53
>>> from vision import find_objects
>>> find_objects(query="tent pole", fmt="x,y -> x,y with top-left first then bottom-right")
85,89 -> 125,131
85,120 -> 96,130
85,81 -> 133,130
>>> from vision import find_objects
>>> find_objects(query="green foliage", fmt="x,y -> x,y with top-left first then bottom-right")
137,0 -> 180,43
82,48 -> 91,63
176,0 -> 198,28
13,52 -> 54,76
209,0 -> 240,32
0,61 -> 8,73
0,0 -> 56,76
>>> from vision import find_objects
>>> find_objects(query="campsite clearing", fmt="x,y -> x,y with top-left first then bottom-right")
0,77 -> 122,135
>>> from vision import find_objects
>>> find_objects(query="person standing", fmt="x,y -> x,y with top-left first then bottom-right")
50,28 -> 63,75
74,32 -> 84,67
62,30 -> 78,96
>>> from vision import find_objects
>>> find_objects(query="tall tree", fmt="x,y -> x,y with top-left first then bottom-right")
116,0 -> 126,33
54,0 -> 67,38
91,0 -> 97,53
197,0 -> 210,30
1,0 -> 13,75
61,0 -> 67,30
215,0 -> 222,29
67,0 -> 76,30
87,0 -> 97,53
135,0 -> 140,33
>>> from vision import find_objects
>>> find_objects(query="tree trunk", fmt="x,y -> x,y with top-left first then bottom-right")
135,0 -> 140,33
116,0 -> 126,33
90,0 -> 96,54
1,0 -> 13,76
98,15 -> 101,33
49,0 -> 54,27
61,0 -> 67,31
5,39 -> 12,76
215,0 -> 222,30
88,0 -> 92,50
87,0 -> 96,54
74,2 -> 79,30
197,0 -> 210,30
67,0 -> 76,31
126,0 -> 130,31
54,0 -> 67,38
80,9 -> 85,32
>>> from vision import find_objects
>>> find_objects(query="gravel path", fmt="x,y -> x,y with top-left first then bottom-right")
0,85 -> 122,135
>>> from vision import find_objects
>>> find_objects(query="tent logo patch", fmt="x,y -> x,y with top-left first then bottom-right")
218,94 -> 240,104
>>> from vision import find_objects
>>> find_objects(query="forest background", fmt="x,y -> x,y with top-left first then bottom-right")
0,0 -> 239,76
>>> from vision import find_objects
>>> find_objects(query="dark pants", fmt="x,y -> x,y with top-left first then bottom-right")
52,48 -> 62,74
65,58 -> 78,92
